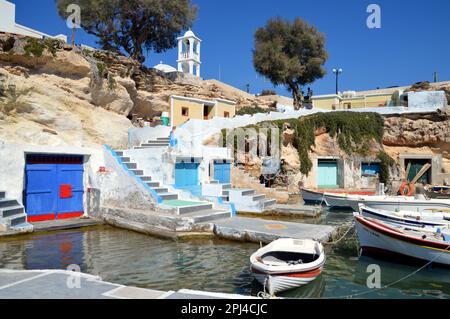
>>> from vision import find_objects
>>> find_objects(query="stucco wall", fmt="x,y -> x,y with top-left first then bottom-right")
0,143 -> 105,208
171,98 -> 204,127
0,0 -> 15,34
216,101 -> 236,118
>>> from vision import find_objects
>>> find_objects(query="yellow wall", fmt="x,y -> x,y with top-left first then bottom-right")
171,98 -> 204,127
216,101 -> 236,118
342,97 -> 366,109
364,94 -> 392,108
312,97 -> 341,110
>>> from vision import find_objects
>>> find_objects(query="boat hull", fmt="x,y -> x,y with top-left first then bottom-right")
252,267 -> 322,295
355,215 -> 450,266
359,205 -> 450,229
323,193 -> 354,209
301,188 -> 327,205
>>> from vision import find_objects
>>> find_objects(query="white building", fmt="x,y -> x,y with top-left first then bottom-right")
0,0 -> 67,42
177,29 -> 201,77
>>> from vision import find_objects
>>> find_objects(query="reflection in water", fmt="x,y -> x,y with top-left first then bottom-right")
0,223 -> 449,299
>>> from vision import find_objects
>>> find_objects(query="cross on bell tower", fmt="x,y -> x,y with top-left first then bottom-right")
177,29 -> 201,77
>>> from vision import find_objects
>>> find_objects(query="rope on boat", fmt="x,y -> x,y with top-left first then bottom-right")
324,241 -> 450,299
323,222 -> 355,246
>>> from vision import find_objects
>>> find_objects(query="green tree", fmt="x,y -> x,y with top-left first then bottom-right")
55,0 -> 197,63
253,17 -> 328,109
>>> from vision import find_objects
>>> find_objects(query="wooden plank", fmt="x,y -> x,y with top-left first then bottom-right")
411,163 -> 432,185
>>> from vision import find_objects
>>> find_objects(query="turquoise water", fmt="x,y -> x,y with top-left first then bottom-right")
0,210 -> 449,299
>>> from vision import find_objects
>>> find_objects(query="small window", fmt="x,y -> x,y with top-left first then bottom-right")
224,111 -> 230,118
182,107 -> 189,117
344,103 -> 352,109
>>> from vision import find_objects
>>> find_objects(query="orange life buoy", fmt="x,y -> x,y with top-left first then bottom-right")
399,182 -> 414,196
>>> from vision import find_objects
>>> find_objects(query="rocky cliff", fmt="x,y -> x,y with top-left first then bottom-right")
0,35 -> 274,148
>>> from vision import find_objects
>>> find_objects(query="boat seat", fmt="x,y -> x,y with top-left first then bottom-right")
262,255 -> 304,266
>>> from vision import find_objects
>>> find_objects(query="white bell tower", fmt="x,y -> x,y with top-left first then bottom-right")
177,29 -> 201,77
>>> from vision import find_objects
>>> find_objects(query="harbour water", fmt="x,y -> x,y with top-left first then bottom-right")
0,210 -> 449,299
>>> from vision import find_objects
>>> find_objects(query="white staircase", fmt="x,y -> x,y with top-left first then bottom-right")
134,137 -> 170,149
0,191 -> 33,232
112,150 -> 231,223
202,182 -> 276,213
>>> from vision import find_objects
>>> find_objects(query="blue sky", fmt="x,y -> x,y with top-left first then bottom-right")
9,0 -> 450,96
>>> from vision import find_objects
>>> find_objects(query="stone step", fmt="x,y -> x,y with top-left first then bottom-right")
134,146 -> 167,150
120,157 -> 131,163
252,195 -> 266,202
9,213 -> 28,228
264,199 -> 277,208
129,169 -> 144,176
115,151 -> 124,157
242,189 -> 256,196
0,198 -> 19,209
140,143 -> 169,147
140,176 -> 152,182
159,193 -> 179,201
209,180 -> 219,184
123,162 -> 137,170
11,221 -> 33,231
156,137 -> 170,141
222,190 -> 229,196
1,205 -> 24,219
222,184 -> 232,189
0,191 -> 5,199
178,203 -> 213,215
146,181 -> 160,188
182,210 -> 230,223
151,187 -> 169,194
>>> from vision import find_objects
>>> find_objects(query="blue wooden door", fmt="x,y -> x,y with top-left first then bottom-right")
175,163 -> 199,188
25,164 -> 57,221
214,163 -> 231,184
57,164 -> 84,219
318,161 -> 338,188
25,162 -> 84,222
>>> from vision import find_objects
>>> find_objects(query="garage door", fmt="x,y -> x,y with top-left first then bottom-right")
175,162 -> 199,188
318,160 -> 338,188
25,155 -> 84,222
214,163 -> 231,184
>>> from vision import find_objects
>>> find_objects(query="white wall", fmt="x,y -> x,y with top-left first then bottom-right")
0,143 -> 105,207
0,0 -> 16,34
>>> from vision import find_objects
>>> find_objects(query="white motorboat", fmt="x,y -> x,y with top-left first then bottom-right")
325,193 -> 450,212
250,238 -> 325,295
359,204 -> 450,229
354,212 -> 450,267
300,188 -> 327,205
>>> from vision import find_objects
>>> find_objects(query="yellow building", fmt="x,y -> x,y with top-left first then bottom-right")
311,90 -> 394,110
170,95 -> 236,127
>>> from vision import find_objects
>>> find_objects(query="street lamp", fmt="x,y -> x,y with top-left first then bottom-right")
332,68 -> 343,94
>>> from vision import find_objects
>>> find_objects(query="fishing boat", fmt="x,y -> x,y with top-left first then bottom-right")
359,204 -> 450,229
250,238 -> 325,295
300,188 -> 327,205
354,213 -> 450,267
325,193 -> 450,212
426,186 -> 450,199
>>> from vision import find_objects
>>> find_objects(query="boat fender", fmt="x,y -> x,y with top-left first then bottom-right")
399,182 -> 414,196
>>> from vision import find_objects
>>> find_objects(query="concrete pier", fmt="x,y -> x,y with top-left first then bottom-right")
0,269 -> 255,299
213,217 -> 336,244
266,204 -> 321,218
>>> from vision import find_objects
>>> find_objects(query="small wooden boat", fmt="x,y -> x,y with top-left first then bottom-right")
300,188 -> 327,205
359,204 -> 450,229
324,193 -> 450,212
250,238 -> 325,295
354,213 -> 450,267
426,186 -> 450,199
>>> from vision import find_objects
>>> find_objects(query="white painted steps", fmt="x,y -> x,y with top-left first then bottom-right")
0,192 -> 33,231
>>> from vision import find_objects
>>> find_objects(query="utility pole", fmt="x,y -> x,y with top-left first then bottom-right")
434,71 -> 439,83
333,68 -> 343,94
245,84 -> 250,93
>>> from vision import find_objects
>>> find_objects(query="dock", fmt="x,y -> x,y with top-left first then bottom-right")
267,204 -> 321,217
0,269 -> 255,299
32,218 -> 102,232
213,217 -> 336,244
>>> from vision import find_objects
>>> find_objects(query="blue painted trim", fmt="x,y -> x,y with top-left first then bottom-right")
230,203 -> 236,218
104,145 -> 163,204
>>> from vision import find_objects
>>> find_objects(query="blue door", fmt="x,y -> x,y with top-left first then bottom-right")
175,163 -> 199,188
318,160 -> 338,188
25,156 -> 84,222
214,163 -> 231,184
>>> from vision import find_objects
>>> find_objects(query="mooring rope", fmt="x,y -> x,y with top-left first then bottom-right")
323,222 -> 355,246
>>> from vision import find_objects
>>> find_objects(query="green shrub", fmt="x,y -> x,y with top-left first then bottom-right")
377,151 -> 396,184
24,38 -> 45,57
224,112 -> 386,176
236,105 -> 272,116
